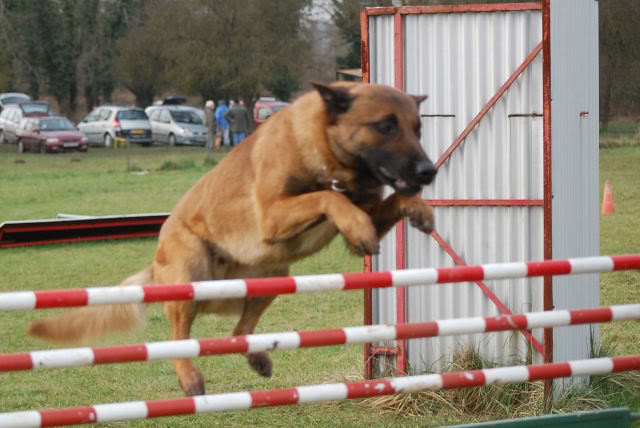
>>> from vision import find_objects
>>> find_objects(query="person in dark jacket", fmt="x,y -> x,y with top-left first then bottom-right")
224,99 -> 251,146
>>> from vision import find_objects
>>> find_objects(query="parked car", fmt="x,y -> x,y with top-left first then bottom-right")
253,97 -> 289,129
78,105 -> 153,147
161,96 -> 187,105
16,116 -> 88,153
0,106 -> 17,143
145,105 -> 208,146
0,101 -> 51,144
150,96 -> 187,106
0,92 -> 30,112
15,100 -> 50,116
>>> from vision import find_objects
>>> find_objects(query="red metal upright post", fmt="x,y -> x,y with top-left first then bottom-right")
360,8 -> 374,381
542,0 -> 554,406
393,9 -> 408,377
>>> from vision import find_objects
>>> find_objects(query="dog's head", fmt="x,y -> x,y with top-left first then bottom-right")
313,82 -> 436,196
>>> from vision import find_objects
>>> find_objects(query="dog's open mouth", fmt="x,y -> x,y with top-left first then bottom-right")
378,165 -> 421,195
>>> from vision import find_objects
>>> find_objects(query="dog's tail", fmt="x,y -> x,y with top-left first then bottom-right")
27,266 -> 152,345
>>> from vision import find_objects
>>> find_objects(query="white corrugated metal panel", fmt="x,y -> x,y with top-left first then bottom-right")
368,14 -> 395,87
406,207 -> 544,373
368,14 -> 398,336
407,10 -> 543,200
370,9 -> 546,373
550,0 -> 600,389
372,231 -> 397,326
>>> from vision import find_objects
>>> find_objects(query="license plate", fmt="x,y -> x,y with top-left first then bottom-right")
64,142 -> 78,147
131,129 -> 144,135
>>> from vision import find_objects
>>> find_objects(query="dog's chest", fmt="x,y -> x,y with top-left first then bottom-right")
284,174 -> 381,207
284,219 -> 338,258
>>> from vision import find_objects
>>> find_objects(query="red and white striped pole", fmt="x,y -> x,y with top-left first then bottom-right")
1,355 -> 638,427
2,304 -> 638,373
2,255 -> 639,311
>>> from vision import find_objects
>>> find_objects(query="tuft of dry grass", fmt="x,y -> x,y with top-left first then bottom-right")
362,340 -> 640,424
363,347 -> 543,423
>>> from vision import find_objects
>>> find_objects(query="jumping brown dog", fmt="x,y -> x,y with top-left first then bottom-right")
28,82 -> 437,396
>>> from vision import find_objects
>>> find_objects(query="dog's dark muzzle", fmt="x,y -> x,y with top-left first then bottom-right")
364,147 -> 438,195
415,159 -> 437,186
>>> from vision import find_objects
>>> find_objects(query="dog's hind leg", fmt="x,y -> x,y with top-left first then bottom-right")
154,224 -> 216,396
166,300 -> 204,396
232,295 -> 278,377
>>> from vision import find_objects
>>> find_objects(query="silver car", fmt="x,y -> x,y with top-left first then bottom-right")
0,92 -> 30,112
145,106 -> 208,146
78,105 -> 153,147
0,102 -> 50,144
0,105 -> 22,144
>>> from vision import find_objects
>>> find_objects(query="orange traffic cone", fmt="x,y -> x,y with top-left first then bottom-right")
601,179 -> 615,215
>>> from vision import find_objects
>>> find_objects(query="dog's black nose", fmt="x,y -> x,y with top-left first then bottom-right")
416,159 -> 437,185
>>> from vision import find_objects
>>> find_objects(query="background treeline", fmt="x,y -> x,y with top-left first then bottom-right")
0,0 -> 316,118
1,0 -> 638,127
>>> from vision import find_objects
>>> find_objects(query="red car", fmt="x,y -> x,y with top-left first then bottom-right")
16,116 -> 88,153
253,98 -> 288,129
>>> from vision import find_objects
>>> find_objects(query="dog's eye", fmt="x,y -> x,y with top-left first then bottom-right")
370,116 -> 398,137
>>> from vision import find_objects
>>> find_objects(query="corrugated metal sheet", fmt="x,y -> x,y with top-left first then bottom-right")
368,14 -> 395,87
370,8 -> 545,373
549,0 -> 600,389
368,2 -> 599,378
407,9 -> 545,373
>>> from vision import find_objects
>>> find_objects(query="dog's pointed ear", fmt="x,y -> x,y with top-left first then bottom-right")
411,95 -> 428,107
311,82 -> 354,120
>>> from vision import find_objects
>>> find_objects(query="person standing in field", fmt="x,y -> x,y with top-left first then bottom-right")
215,99 -> 230,147
224,99 -> 251,146
203,100 -> 217,153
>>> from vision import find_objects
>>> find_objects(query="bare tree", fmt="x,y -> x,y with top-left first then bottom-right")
114,3 -> 169,107
330,0 -> 394,70
599,0 -> 640,127
133,0 -> 312,112
0,0 -> 15,90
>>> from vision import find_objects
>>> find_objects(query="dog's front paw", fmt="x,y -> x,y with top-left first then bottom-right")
346,240 -> 380,257
248,352 -> 272,377
340,212 -> 380,256
403,198 -> 435,234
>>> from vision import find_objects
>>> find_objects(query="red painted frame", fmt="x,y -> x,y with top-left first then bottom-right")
362,2 -> 549,380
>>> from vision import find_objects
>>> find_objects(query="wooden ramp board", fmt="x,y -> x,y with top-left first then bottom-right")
0,213 -> 169,248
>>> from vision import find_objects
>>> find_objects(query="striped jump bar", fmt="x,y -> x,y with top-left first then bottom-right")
1,355 -> 638,427
2,255 -> 639,312
2,304 -> 638,373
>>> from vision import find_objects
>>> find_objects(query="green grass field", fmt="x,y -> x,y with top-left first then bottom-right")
0,141 -> 638,427
599,120 -> 640,148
